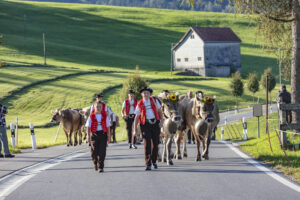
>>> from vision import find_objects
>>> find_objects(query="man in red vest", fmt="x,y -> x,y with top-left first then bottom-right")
121,89 -> 138,149
133,87 -> 163,171
85,101 -> 111,173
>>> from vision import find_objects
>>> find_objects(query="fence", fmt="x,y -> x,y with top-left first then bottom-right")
278,103 -> 300,149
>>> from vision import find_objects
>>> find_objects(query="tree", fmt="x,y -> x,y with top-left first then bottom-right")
247,73 -> 259,103
261,67 -> 276,104
183,0 -> 300,126
230,72 -> 244,110
121,66 -> 149,101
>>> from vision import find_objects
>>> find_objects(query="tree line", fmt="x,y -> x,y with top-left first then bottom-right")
28,0 -> 231,12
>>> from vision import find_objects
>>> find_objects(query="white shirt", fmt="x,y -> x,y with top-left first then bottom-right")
122,99 -> 135,115
85,114 -> 111,131
134,98 -> 161,119
112,113 -> 117,122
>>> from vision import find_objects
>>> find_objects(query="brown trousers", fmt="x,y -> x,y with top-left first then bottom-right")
140,121 -> 160,166
90,131 -> 107,169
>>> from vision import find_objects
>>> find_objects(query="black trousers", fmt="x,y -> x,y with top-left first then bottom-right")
140,120 -> 160,166
125,115 -> 136,144
110,122 -> 116,143
90,131 -> 107,169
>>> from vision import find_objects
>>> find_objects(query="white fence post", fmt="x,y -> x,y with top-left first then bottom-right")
29,122 -> 36,150
221,127 -> 224,140
10,122 -> 16,148
243,117 -> 247,141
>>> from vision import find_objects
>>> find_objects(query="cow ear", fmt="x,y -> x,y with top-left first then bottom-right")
79,110 -> 85,115
51,110 -> 55,115
59,110 -> 64,117
179,95 -> 186,101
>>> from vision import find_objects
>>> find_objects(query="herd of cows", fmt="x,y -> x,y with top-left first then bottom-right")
50,91 -> 220,165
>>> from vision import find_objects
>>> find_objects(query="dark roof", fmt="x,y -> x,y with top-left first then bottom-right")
192,27 -> 241,42
172,27 -> 241,51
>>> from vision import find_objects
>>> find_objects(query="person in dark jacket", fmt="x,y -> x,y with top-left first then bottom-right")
0,104 -> 14,158
276,85 -> 292,123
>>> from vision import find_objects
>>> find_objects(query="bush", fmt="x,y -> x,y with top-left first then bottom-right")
121,66 -> 149,101
247,73 -> 259,103
230,71 -> 244,108
261,67 -> 276,92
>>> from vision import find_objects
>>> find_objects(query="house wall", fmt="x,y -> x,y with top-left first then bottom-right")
173,30 -> 206,76
204,42 -> 241,76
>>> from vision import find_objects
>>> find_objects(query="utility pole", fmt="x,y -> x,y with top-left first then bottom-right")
43,33 -> 46,65
170,43 -> 173,76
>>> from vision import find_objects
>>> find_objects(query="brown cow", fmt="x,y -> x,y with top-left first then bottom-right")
157,92 -> 183,165
50,109 -> 84,146
175,96 -> 215,161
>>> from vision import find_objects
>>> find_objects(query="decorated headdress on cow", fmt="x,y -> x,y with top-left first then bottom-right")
201,96 -> 214,105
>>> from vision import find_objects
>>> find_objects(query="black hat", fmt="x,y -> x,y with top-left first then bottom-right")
128,89 -> 135,94
96,93 -> 104,98
139,86 -> 153,94
196,91 -> 203,95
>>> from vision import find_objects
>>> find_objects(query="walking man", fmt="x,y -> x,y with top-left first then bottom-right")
110,112 -> 119,143
86,101 -> 111,173
187,91 -> 195,144
133,87 -> 163,171
121,89 -> 138,149
0,104 -> 14,158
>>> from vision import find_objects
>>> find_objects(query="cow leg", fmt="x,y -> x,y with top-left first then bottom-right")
174,133 -> 182,160
182,135 -> 188,158
73,130 -> 78,146
69,128 -> 73,146
78,129 -> 82,145
202,137 -> 211,160
162,138 -> 166,163
64,130 -> 70,147
167,137 -> 173,165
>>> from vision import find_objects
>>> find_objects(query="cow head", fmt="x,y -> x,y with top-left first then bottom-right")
79,106 -> 91,122
50,109 -> 64,123
193,96 -> 215,123
158,93 -> 183,129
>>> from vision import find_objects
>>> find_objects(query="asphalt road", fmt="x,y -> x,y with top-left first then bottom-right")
3,141 -> 300,200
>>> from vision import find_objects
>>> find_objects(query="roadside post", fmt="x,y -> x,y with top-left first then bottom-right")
221,127 -> 224,140
242,117 -> 247,141
10,122 -> 16,148
253,104 -> 263,138
29,122 -> 37,150
15,117 -> 18,146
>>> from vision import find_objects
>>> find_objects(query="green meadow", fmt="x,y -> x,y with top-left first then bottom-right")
1,0 -> 298,181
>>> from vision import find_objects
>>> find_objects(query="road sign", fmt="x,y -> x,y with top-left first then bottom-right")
253,104 -> 262,117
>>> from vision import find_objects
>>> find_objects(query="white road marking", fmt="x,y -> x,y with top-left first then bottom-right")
220,141 -> 300,193
0,148 -> 88,200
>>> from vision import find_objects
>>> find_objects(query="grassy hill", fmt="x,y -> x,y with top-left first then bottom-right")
1,0 -> 277,75
0,0 -> 284,150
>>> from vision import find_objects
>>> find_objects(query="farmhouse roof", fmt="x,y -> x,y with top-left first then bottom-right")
172,27 -> 241,50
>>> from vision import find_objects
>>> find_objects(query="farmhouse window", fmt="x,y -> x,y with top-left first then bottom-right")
185,58 -> 188,62
177,58 -> 181,62
190,34 -> 194,39
198,57 -> 202,61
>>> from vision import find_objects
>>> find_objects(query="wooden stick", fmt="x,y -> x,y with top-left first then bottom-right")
274,129 -> 290,165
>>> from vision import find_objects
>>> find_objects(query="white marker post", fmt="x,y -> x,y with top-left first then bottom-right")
243,117 -> 247,141
29,122 -> 36,150
221,127 -> 224,140
10,123 -> 16,148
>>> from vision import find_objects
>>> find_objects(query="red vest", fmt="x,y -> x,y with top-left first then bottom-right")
90,111 -> 108,133
138,97 -> 160,125
125,99 -> 137,115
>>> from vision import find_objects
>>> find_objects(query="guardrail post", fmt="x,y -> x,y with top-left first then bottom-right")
221,127 -> 224,140
243,117 -> 247,140
29,122 -> 37,150
10,122 -> 16,148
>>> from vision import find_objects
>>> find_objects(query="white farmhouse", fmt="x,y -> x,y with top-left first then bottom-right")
172,27 -> 241,77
